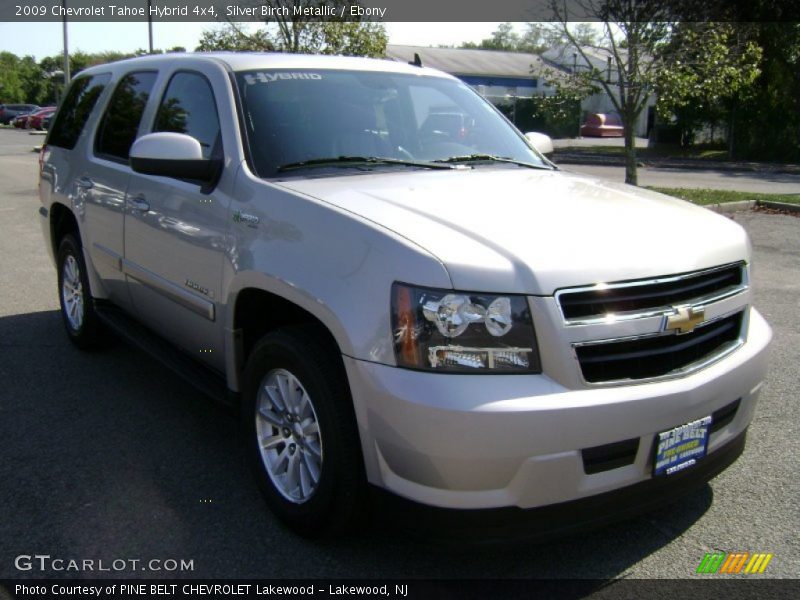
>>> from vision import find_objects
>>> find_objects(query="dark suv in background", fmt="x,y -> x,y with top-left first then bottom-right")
0,104 -> 40,125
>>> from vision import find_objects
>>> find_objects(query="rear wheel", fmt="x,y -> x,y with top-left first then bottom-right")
243,326 -> 366,537
57,234 -> 105,350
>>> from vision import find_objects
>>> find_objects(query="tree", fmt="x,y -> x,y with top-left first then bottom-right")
655,23 -> 762,155
730,23 -> 800,161
551,0 -> 673,184
313,21 -> 387,57
18,55 -> 49,105
461,22 -> 598,54
462,22 -> 520,51
0,52 -> 25,103
196,23 -> 274,52
198,1 -> 387,57
517,23 -> 559,54
570,23 -> 599,47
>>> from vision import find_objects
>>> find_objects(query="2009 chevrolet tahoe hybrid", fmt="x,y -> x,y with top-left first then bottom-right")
38,53 -> 772,537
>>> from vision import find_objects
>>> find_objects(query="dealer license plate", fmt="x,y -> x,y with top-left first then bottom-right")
654,416 -> 712,476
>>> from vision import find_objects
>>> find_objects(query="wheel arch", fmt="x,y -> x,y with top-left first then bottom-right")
224,274 -> 355,393
48,201 -> 107,300
49,202 -> 79,257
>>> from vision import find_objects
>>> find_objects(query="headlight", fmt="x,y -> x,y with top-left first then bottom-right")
391,283 -> 541,373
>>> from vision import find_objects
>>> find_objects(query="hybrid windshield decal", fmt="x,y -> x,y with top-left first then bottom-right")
243,72 -> 323,85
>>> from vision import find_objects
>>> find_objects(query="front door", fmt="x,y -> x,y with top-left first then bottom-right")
123,69 -> 230,372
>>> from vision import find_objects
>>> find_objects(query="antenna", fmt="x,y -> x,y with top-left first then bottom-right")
409,53 -> 422,67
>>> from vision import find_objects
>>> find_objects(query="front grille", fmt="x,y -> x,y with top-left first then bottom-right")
575,312 -> 743,384
558,263 -> 744,321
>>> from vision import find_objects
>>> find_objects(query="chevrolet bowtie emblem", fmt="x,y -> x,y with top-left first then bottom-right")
664,306 -> 706,335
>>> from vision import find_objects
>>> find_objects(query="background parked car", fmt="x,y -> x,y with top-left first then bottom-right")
12,112 -> 34,128
27,107 -> 56,130
580,112 -> 624,137
0,104 -> 39,125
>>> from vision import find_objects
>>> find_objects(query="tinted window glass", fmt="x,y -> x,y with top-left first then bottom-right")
48,74 -> 110,149
95,71 -> 157,160
154,72 -> 220,160
236,69 -> 547,177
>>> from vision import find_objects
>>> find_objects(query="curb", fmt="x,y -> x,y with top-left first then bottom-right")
757,200 -> 800,213
703,200 -> 800,214
705,200 -> 755,214
553,154 -> 800,175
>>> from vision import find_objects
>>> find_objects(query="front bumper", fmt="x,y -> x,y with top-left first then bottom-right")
370,428 -> 747,543
344,307 -> 771,510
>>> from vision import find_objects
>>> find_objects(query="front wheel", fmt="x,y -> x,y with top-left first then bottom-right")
242,326 -> 366,537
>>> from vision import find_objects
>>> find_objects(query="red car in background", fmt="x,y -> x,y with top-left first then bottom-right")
580,113 -> 624,137
27,106 -> 56,130
12,112 -> 34,128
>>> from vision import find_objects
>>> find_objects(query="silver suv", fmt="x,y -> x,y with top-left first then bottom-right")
38,53 -> 772,537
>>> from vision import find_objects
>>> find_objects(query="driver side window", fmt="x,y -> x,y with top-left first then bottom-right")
154,72 -> 221,160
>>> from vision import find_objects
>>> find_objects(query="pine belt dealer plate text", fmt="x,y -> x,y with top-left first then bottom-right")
654,415 -> 712,476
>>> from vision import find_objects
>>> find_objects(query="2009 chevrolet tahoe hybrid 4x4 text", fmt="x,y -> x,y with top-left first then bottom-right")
38,53 -> 771,537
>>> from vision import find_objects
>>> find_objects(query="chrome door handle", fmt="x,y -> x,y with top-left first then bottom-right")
129,195 -> 150,212
76,177 -> 94,190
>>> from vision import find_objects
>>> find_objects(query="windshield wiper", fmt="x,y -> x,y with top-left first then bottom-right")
277,156 -> 455,172
433,154 -> 552,170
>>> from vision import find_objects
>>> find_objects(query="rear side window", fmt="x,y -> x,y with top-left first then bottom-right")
95,71 -> 157,161
48,73 -> 110,150
154,72 -> 221,160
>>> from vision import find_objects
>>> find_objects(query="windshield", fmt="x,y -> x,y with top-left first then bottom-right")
235,69 -> 550,177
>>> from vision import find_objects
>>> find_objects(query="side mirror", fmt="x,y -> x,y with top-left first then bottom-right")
129,132 -> 220,183
524,131 -> 554,158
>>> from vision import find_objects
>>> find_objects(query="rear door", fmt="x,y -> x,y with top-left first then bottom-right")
81,71 -> 158,309
41,73 -> 111,280
123,66 -> 232,371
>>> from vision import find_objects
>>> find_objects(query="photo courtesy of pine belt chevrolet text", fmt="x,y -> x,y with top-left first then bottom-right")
37,52 -> 772,537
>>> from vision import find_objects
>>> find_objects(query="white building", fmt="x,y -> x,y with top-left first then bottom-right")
541,44 -> 657,137
385,44 -> 561,104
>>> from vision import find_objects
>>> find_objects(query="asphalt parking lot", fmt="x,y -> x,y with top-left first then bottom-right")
0,127 -> 798,581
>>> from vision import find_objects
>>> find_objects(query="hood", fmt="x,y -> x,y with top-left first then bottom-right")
277,167 -> 750,295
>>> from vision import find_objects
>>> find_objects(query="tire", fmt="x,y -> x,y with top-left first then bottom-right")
56,234 -> 105,350
242,326 -> 366,537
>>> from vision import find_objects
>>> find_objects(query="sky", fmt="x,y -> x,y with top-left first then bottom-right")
0,21 -> 510,59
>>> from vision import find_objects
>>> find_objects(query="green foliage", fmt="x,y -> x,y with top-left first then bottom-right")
313,22 -> 387,57
460,22 -> 595,54
267,21 -> 386,56
653,22 -> 800,162
0,52 -> 26,103
655,23 -> 762,148
511,94 -> 582,138
462,23 -> 515,50
648,187 -> 800,206
1,47 -> 191,106
570,23 -> 600,47
733,23 -> 800,162
196,24 -> 274,52
550,0 -> 678,184
196,2 -> 386,58
474,23 -> 520,51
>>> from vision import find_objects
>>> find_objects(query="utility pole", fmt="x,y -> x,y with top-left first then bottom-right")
148,0 -> 154,53
62,0 -> 70,85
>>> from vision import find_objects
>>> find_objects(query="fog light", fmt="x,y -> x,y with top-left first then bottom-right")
428,346 -> 533,370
